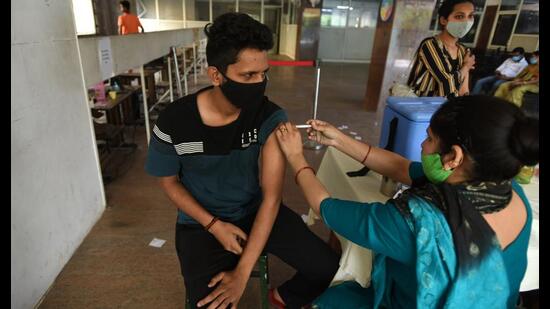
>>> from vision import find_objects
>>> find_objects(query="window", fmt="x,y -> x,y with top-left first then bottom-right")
72,0 -> 96,35
499,0 -> 521,11
321,0 -> 350,28
139,0 -> 158,19
346,0 -> 378,28
185,0 -> 210,21
239,0 -> 261,22
491,14 -> 516,46
514,0 -> 538,34
213,0 -> 236,20
159,0 -> 183,20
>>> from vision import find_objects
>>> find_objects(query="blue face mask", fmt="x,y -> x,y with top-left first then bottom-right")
511,55 -> 522,62
529,57 -> 538,65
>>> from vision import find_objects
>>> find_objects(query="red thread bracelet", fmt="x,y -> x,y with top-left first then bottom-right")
295,166 -> 315,184
204,216 -> 220,232
361,145 -> 373,164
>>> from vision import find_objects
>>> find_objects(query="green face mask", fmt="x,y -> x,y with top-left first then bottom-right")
421,153 -> 453,184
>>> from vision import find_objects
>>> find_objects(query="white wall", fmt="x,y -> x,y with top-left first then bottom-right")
279,24 -> 298,59
11,0 -> 105,308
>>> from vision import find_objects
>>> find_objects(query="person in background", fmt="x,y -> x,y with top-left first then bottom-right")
407,0 -> 476,97
472,47 -> 528,95
495,51 -> 539,107
118,1 -> 144,35
275,95 -> 537,308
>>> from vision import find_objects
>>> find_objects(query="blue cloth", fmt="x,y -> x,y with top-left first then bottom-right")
313,162 -> 532,308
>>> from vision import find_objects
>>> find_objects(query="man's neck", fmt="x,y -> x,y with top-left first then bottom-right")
209,87 -> 240,117
197,87 -> 241,126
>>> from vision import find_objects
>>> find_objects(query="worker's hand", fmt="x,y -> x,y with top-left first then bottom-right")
306,119 -> 342,147
197,269 -> 247,309
275,122 -> 304,165
209,221 -> 248,255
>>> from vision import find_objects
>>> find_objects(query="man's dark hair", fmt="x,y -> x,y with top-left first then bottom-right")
120,1 -> 130,11
204,13 -> 273,74
438,0 -> 474,24
512,47 -> 525,55
533,50 -> 539,57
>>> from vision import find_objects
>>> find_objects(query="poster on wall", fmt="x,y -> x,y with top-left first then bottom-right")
380,0 -> 394,22
98,37 -> 114,81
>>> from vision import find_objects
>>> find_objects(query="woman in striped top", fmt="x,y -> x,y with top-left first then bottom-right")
408,0 -> 476,97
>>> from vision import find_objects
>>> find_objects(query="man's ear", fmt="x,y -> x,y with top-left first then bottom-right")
208,67 -> 223,86
442,145 -> 464,171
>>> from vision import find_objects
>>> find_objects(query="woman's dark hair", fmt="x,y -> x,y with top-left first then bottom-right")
430,95 -> 539,181
204,13 -> 273,74
438,0 -> 474,24
119,1 -> 130,11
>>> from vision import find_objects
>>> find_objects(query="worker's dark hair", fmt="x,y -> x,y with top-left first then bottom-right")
119,1 -> 130,11
533,50 -> 539,57
204,13 -> 273,74
438,0 -> 474,25
430,95 -> 539,182
512,47 -> 525,55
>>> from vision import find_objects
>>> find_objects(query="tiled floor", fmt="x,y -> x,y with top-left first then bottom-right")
38,62 -> 379,308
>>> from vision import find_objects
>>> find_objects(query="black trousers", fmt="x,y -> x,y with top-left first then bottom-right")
175,204 -> 340,309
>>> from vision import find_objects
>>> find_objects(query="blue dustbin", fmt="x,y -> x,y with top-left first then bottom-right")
379,97 -> 446,162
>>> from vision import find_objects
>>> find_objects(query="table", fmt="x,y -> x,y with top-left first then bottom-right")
117,69 -> 157,106
307,146 -> 539,291
92,87 -> 139,125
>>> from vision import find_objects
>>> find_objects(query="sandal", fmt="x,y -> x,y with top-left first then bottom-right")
268,288 -> 286,309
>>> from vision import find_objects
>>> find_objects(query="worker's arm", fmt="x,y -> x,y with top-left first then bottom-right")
305,120 -> 413,185
197,133 -> 285,308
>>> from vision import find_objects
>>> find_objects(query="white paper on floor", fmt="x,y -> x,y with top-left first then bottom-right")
340,125 -> 349,129
349,131 -> 358,135
149,238 -> 166,248
354,136 -> 362,140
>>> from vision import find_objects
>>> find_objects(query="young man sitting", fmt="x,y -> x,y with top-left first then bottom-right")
472,47 -> 528,95
145,12 -> 339,309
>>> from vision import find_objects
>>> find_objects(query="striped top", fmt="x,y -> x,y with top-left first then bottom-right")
407,36 -> 467,98
145,86 -> 288,224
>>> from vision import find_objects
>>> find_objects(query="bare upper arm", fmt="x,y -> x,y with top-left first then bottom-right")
260,132 -> 285,200
158,175 -> 179,190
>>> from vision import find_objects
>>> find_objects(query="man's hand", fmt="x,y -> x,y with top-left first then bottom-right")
197,269 -> 248,309
209,220 -> 248,255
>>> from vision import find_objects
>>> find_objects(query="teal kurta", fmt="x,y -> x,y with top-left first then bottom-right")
314,162 -> 532,308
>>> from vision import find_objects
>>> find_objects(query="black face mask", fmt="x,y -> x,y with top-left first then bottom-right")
218,70 -> 267,109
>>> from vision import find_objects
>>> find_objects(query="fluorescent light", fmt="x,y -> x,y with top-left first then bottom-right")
337,5 -> 349,9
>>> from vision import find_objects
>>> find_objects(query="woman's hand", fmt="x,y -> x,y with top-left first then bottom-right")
275,122 -> 305,165
305,119 -> 343,147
